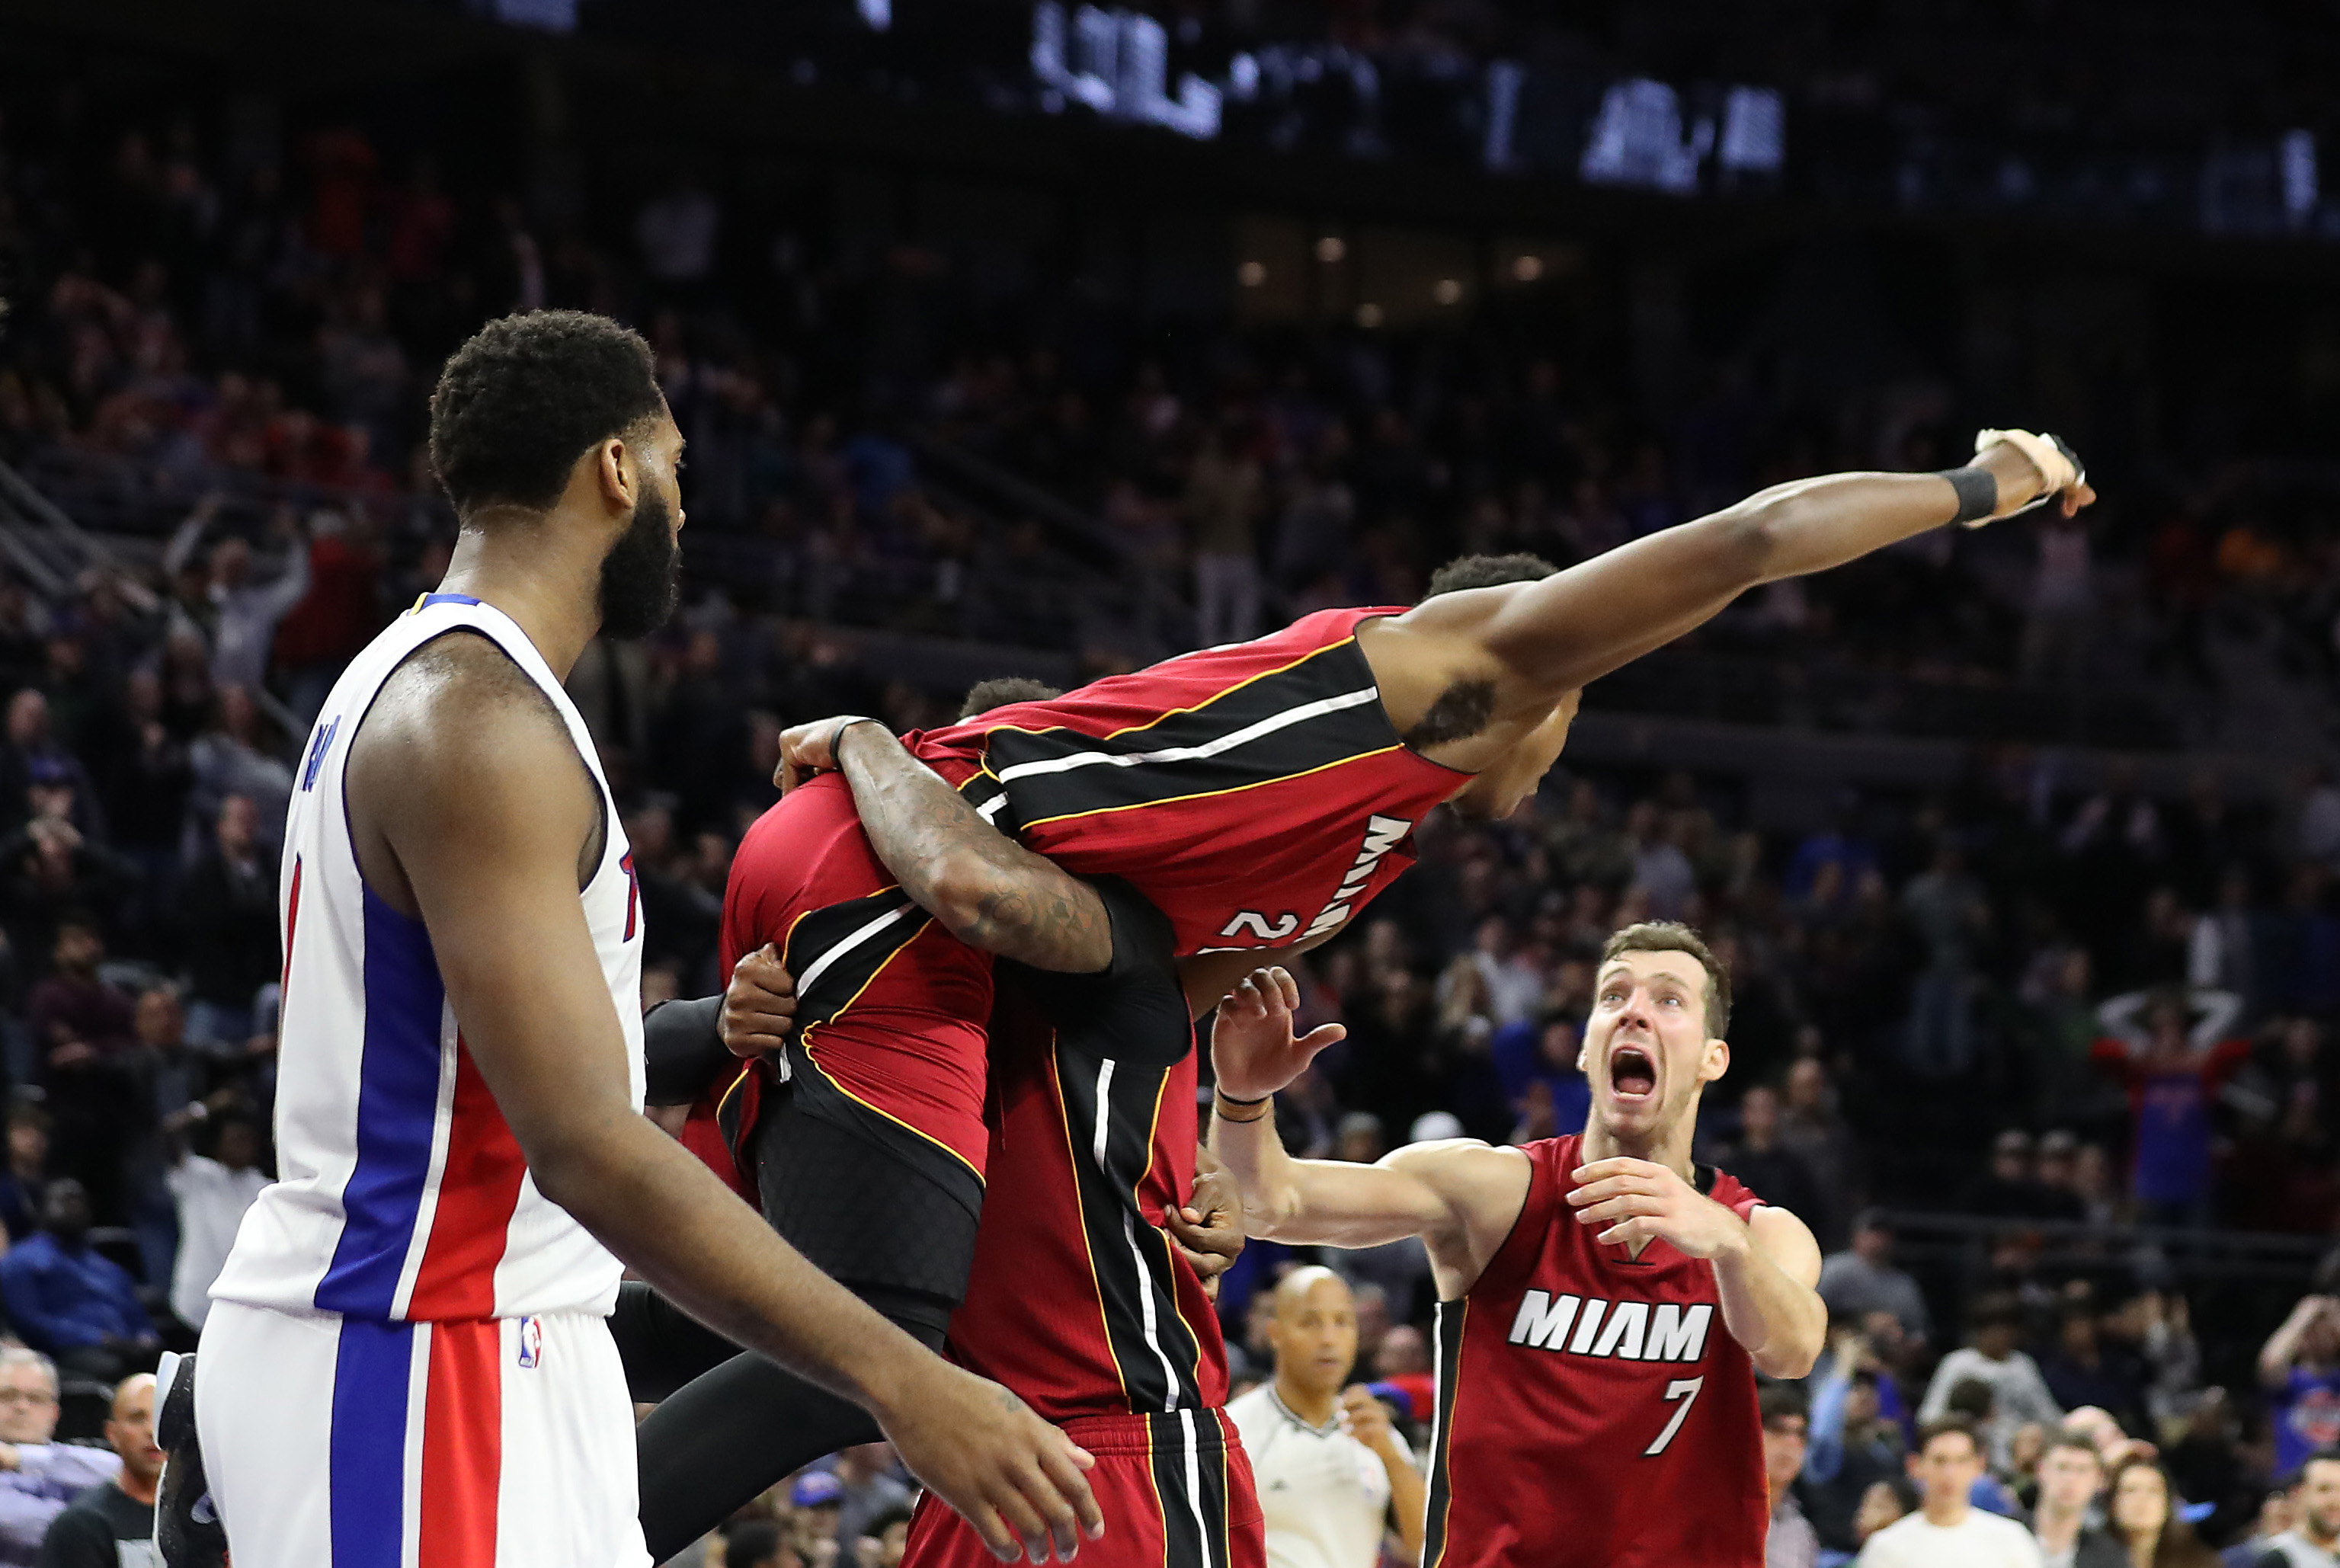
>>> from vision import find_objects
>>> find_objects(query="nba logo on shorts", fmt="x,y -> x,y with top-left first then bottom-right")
517,1315 -> 544,1370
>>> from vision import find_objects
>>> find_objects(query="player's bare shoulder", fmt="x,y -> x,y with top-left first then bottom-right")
344,629 -> 601,902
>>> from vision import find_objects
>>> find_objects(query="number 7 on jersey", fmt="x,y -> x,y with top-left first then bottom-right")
1644,1377 -> 1705,1456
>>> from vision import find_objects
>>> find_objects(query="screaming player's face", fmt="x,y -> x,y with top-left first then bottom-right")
1267,1269 -> 1359,1405
1579,949 -> 1727,1144
597,411 -> 686,641
1446,690 -> 1581,821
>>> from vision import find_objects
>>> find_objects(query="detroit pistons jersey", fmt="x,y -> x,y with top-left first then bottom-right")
913,606 -> 1467,956
210,594 -> 646,1323
1423,1136 -> 1767,1568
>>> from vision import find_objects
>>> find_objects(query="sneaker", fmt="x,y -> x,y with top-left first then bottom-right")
154,1352 -> 226,1568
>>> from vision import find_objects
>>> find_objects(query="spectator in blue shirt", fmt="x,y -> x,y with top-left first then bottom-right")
0,1347 -> 117,1568
2261,1294 -> 2340,1480
0,1181 -> 156,1382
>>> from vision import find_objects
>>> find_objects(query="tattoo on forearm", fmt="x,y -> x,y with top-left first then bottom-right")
843,737 -> 1112,971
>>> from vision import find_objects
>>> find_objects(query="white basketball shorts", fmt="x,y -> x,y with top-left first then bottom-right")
195,1301 -> 648,1568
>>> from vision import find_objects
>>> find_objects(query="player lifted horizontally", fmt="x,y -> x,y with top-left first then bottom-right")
640,430 -> 2091,1548
168,312 -> 1099,1568
1208,926 -> 1826,1567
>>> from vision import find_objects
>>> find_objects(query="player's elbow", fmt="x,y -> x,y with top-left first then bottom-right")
1717,493 -> 1801,585
921,856 -> 1013,947
1753,1318 -> 1826,1381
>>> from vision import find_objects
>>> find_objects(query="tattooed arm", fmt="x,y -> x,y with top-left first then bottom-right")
779,718 -> 1112,974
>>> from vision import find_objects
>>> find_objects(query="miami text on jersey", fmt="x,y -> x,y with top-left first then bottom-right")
1503,1291 -> 1716,1363
1302,814 -> 1413,939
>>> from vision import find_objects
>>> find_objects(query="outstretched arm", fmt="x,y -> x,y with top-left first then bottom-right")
778,718 -> 1112,974
1381,431 -> 2091,723
1206,968 -> 1529,1296
355,646 -> 1100,1563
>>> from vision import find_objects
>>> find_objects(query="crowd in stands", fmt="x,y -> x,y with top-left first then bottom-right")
8,37 -> 2340,1564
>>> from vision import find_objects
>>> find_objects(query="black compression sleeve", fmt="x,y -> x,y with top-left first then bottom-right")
642,994 -> 727,1105
632,1285 -> 954,1560
1001,875 -> 1191,1067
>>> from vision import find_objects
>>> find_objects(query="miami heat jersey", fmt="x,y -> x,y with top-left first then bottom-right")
945,982 -> 1227,1423
914,607 -> 1466,955
212,594 -> 645,1323
1423,1136 -> 1766,1568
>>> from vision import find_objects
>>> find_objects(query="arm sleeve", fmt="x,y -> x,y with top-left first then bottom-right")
1002,877 -> 1190,1068
642,996 -> 729,1106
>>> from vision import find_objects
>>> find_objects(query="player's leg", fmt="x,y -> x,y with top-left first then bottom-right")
491,1312 -> 649,1568
635,1283 -> 953,1558
635,1061 -> 984,1560
190,1304 -> 338,1568
607,1280 -> 740,1403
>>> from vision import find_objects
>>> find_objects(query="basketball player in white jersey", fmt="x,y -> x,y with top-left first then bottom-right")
164,311 -> 1102,1568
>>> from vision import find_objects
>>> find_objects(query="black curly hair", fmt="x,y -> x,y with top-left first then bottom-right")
427,310 -> 667,518
1422,552 -> 1558,600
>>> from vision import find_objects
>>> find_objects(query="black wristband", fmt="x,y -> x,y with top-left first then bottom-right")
828,715 -> 880,764
1936,465 -> 1998,524
1214,1087 -> 1270,1107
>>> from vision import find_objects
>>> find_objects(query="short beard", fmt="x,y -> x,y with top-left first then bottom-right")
597,486 -> 680,640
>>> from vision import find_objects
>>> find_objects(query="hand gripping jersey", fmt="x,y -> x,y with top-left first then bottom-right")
1423,1136 -> 1767,1568
211,595 -> 646,1323
915,606 -> 1467,955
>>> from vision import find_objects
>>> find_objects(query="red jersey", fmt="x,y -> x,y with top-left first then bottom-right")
1425,1136 -> 1767,1568
946,981 -> 1228,1422
914,606 -> 1466,955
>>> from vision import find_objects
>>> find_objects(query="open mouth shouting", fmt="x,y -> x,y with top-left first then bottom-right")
1608,1042 -> 1658,1103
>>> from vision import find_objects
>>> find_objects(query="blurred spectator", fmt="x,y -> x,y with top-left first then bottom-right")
2037,1304 -> 2146,1433
1807,1330 -> 1910,1557
2259,1296 -> 2340,1480
1900,840 -> 1989,1079
2102,1457 -> 2219,1568
30,920 -> 136,1219
856,1504 -> 912,1568
1717,1085 -> 1826,1227
164,1106 -> 265,1330
29,1373 -> 155,1568
0,1180 -> 156,1381
1919,1295 -> 2061,1473
0,1348 -> 118,1568
176,793 -> 276,1052
184,688 -> 292,856
789,1470 -> 846,1568
2256,1449 -> 2340,1566
2223,1489 -> 2297,1568
1820,1214 -> 1932,1349
1765,1381 -> 1819,1568
722,1518 -> 791,1568
1186,422 -> 1264,648
1854,1418 -> 2041,1565
2093,988 -> 2250,1227
2028,1436 -> 2123,1568
828,1445 -> 911,1564
1781,1058 -> 1861,1250
0,1106 -> 49,1246
162,504 -> 312,696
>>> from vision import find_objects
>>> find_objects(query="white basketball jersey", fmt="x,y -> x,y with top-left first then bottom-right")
211,594 -> 645,1322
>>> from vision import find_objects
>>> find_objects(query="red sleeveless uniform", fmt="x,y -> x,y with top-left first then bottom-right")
1424,1136 -> 1767,1568
917,605 -> 1467,955
694,606 -> 1465,1188
901,986 -> 1263,1568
